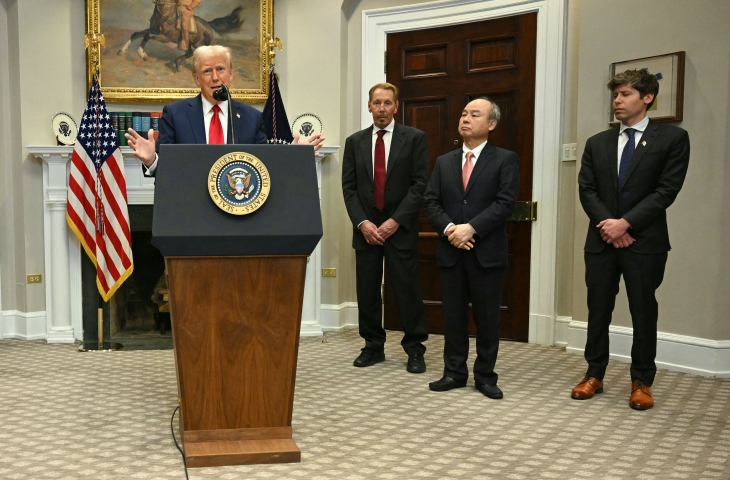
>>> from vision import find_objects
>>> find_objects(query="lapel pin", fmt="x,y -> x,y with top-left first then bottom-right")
642,140 -> 646,146
236,113 -> 240,118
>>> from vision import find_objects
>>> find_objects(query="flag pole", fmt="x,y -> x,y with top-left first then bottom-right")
79,304 -> 123,352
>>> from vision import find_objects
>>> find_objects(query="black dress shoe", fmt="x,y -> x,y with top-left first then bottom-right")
476,382 -> 503,399
353,347 -> 385,367
406,353 -> 426,373
429,376 -> 466,391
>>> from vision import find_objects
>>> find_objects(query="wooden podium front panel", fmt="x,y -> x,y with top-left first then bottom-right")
166,256 -> 306,434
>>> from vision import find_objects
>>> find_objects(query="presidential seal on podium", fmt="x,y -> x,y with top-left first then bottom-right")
208,152 -> 271,215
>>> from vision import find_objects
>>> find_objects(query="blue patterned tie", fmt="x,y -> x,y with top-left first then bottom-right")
617,128 -> 636,195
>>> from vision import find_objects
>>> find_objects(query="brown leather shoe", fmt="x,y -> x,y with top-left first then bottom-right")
630,380 -> 654,410
571,376 -> 604,400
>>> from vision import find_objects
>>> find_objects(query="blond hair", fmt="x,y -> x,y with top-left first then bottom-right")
368,83 -> 398,102
192,45 -> 233,74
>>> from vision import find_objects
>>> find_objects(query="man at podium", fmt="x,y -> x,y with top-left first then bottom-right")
124,45 -> 323,173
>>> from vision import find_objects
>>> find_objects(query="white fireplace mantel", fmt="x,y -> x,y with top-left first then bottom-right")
28,145 -> 339,343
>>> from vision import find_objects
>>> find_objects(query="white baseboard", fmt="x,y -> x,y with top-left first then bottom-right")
553,315 -> 571,348
300,320 -> 324,337
320,302 -> 359,332
565,318 -> 730,378
1,310 -> 47,340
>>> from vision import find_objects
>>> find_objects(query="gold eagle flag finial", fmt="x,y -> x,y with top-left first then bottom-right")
84,32 -> 106,61
265,33 -> 283,64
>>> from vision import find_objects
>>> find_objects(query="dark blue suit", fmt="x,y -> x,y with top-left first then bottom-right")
155,93 -> 267,155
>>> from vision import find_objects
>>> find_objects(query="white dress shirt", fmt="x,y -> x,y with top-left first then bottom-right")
444,140 -> 489,234
144,97 -> 228,175
358,119 -> 396,229
617,115 -> 648,171
202,96 -> 229,144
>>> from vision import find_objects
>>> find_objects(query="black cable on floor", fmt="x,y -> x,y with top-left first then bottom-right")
171,406 -> 190,480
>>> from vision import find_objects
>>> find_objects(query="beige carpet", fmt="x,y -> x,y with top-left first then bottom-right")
1,329 -> 729,479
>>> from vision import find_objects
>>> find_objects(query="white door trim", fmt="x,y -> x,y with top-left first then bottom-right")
362,0 -> 568,345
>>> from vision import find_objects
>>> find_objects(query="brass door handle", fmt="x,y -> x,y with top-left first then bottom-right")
508,201 -> 537,222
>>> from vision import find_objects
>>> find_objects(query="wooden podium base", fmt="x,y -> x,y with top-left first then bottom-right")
166,256 -> 307,468
183,427 -> 300,467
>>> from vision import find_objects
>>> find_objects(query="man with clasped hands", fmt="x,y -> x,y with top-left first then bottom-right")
341,83 -> 430,374
423,97 -> 520,400
572,69 -> 690,410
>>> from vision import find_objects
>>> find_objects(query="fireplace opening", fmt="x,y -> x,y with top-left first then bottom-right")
82,205 -> 172,350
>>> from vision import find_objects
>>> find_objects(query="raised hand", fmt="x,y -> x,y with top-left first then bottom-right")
124,128 -> 156,167
293,132 -> 326,157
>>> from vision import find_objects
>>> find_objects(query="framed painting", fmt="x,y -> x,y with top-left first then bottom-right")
85,0 -> 273,103
608,51 -> 685,126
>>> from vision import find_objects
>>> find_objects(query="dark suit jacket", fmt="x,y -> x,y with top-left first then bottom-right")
149,94 -> 267,175
341,123 -> 430,251
578,120 -> 690,253
424,143 -> 520,268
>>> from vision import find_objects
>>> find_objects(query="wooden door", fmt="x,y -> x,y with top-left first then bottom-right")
383,13 -> 536,342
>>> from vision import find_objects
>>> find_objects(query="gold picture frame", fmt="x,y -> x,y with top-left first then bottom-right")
85,0 -> 273,103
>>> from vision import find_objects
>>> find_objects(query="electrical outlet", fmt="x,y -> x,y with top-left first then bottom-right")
562,143 -> 577,161
322,268 -> 336,277
27,274 -> 42,284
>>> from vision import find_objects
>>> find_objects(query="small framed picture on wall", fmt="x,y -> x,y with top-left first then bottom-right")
608,51 -> 685,126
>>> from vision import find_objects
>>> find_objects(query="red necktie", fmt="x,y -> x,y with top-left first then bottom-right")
463,151 -> 474,191
374,130 -> 387,210
209,104 -> 224,144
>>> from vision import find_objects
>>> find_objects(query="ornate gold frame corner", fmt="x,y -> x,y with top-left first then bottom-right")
85,0 -> 274,104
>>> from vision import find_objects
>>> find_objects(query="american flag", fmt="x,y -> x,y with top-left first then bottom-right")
66,71 -> 133,302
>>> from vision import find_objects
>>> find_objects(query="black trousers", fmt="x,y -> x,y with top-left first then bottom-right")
439,249 -> 505,385
355,232 -> 427,356
584,248 -> 668,386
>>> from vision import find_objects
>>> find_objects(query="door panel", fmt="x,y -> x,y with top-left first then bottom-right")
384,13 -> 537,342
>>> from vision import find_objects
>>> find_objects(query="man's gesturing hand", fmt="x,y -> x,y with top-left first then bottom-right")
293,132 -> 326,157
361,221 -> 385,245
125,128 -> 156,167
597,218 -> 631,244
377,218 -> 400,241
447,223 -> 476,250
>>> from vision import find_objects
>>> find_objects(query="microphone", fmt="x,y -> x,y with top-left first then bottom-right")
212,85 -> 235,143
212,84 -> 229,102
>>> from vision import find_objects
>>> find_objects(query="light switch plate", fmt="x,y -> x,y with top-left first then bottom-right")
322,268 -> 336,277
562,143 -> 577,161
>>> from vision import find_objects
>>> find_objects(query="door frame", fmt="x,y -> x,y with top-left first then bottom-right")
362,0 -> 568,346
